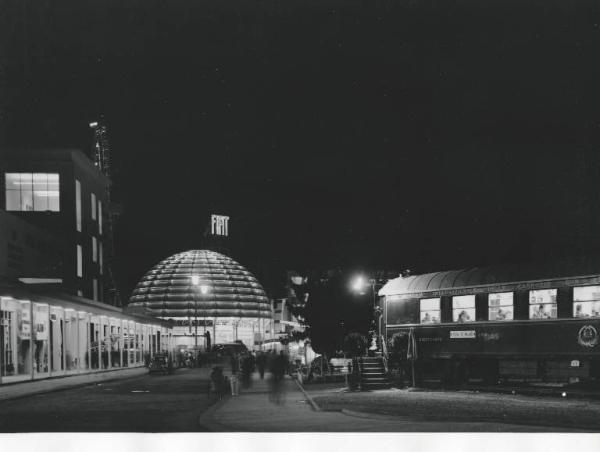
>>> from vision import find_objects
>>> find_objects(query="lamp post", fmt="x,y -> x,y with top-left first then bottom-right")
191,275 -> 210,364
351,275 -> 381,350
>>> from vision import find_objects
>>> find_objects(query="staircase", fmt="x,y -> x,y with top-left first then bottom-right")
358,356 -> 391,390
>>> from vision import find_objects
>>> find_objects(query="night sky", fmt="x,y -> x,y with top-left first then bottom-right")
3,0 -> 600,296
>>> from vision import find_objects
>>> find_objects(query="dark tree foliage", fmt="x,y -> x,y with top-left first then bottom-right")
343,332 -> 368,358
303,270 -> 373,356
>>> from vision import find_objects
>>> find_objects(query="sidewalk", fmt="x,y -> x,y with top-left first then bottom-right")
0,367 -> 147,402
198,372 -> 576,432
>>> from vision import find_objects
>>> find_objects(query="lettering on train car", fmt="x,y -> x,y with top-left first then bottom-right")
418,337 -> 443,343
449,330 -> 476,339
577,325 -> 599,348
479,332 -> 501,341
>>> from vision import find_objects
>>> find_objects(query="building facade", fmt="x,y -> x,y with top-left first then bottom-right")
1,149 -> 113,303
0,282 -> 172,385
127,249 -> 274,351
0,148 -> 173,386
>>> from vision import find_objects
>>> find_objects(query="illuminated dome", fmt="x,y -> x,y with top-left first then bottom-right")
128,250 -> 271,319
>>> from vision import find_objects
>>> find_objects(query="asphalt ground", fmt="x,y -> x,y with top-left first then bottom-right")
0,367 -> 214,432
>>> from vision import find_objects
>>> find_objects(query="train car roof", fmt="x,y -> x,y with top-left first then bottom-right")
379,258 -> 600,296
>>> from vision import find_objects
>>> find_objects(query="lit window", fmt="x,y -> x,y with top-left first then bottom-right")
77,245 -> 83,277
98,200 -> 103,235
488,292 -> 513,321
529,289 -> 557,319
92,236 -> 97,263
573,286 -> 600,318
91,193 -> 96,220
5,173 -> 60,212
452,295 -> 475,323
75,180 -> 81,232
99,241 -> 103,275
420,298 -> 440,324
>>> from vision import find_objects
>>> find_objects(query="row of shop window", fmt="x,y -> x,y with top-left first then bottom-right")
0,296 -> 171,384
418,285 -> 600,324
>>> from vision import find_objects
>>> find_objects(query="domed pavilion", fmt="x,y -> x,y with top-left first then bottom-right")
128,250 -> 273,350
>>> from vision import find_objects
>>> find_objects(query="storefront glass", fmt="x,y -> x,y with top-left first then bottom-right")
50,306 -> 64,373
64,309 -> 78,371
110,319 -> 121,368
90,315 -> 100,369
1,297 -> 32,381
135,324 -> 141,364
78,312 -> 89,370
100,317 -> 109,369
33,303 -> 49,376
1,295 -> 171,385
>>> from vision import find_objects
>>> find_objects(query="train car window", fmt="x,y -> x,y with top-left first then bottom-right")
488,292 -> 513,321
452,295 -> 475,323
420,298 -> 440,324
573,286 -> 600,318
529,289 -> 557,319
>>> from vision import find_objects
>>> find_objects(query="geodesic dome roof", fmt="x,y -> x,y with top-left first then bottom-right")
128,250 -> 271,319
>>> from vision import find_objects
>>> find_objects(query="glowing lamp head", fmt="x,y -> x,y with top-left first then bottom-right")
191,275 -> 200,286
351,276 -> 366,293
200,285 -> 210,295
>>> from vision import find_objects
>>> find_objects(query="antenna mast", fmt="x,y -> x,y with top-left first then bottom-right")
90,118 -> 122,306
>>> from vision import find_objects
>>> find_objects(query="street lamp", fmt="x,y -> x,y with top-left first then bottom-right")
351,275 -> 381,350
191,275 -> 210,361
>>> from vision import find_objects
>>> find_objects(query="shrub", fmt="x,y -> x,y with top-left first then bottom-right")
343,332 -> 368,357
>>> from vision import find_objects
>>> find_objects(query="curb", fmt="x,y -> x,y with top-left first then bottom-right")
418,385 -> 600,400
0,368 -> 149,403
294,378 -> 322,412
340,408 -> 412,421
198,396 -> 232,432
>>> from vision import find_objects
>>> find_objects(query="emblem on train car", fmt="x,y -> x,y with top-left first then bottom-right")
577,325 -> 599,348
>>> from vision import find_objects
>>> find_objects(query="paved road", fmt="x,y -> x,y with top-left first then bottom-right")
0,368 -> 213,432
1,368 -> 596,432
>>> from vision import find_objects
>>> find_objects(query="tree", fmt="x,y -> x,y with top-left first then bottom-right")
302,270 -> 373,356
343,332 -> 368,357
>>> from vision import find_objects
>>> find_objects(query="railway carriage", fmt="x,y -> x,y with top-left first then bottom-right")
379,261 -> 600,385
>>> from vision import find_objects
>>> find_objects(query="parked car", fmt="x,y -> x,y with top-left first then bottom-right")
212,342 -> 249,358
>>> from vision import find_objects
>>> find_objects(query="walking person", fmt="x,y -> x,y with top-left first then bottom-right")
241,352 -> 255,389
269,351 -> 288,405
209,366 -> 226,400
230,352 -> 240,396
256,351 -> 267,380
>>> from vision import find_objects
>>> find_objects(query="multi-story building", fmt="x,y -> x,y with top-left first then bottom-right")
0,149 -> 173,385
1,148 -> 113,304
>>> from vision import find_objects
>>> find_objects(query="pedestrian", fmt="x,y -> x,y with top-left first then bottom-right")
230,352 -> 240,374
229,352 -> 240,396
209,366 -> 226,400
241,353 -> 255,389
269,351 -> 288,405
256,351 -> 267,380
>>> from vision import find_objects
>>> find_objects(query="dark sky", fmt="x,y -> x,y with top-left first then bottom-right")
3,0 -> 600,295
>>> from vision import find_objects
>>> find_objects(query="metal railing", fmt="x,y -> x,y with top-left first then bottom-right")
380,335 -> 389,374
